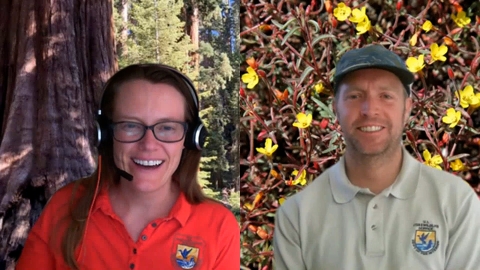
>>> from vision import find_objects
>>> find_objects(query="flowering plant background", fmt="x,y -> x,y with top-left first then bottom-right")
239,0 -> 480,268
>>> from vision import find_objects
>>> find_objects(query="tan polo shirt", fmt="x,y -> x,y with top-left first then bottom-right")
273,150 -> 480,270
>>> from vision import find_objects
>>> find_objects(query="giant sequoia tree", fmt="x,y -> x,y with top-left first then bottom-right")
0,1 -> 116,268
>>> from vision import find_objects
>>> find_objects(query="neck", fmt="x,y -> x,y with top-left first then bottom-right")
110,180 -> 180,219
344,147 -> 404,194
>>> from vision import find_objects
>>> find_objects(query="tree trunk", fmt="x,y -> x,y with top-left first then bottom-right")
116,0 -> 130,60
0,0 -> 116,268
190,2 -> 199,76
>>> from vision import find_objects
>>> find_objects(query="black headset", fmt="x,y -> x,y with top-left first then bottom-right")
96,64 -> 208,151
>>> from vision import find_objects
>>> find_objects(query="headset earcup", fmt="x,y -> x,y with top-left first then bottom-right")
96,111 -> 110,150
185,121 -> 208,150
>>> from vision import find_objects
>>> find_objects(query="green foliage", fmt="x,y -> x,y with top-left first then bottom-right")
228,190 -> 241,220
240,0 -> 480,268
119,0 -> 194,72
199,174 -> 220,199
197,0 -> 238,191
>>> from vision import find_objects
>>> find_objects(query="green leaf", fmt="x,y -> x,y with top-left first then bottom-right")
296,47 -> 307,68
271,20 -> 284,29
311,34 -> 337,47
322,145 -> 337,154
308,20 -> 320,33
298,66 -> 315,85
446,153 -> 470,162
281,27 -> 301,45
311,96 -> 335,118
272,18 -> 298,30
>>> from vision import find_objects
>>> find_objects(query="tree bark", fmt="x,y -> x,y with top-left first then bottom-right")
119,0 -> 130,58
0,0 -> 116,268
189,2 -> 200,76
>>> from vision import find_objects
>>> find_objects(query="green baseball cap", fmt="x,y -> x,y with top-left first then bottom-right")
334,45 -> 414,95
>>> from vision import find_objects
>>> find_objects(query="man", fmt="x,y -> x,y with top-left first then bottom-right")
273,45 -> 480,270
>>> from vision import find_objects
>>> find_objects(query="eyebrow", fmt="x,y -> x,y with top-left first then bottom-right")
344,85 -> 399,93
114,115 -> 185,123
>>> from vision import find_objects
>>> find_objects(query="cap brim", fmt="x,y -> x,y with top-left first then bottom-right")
335,65 -> 414,90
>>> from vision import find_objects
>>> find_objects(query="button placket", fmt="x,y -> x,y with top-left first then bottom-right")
365,197 -> 385,256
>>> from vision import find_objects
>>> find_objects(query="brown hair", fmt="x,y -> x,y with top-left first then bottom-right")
59,64 -> 209,269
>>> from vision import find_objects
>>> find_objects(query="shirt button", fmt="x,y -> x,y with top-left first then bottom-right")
130,263 -> 135,269
133,248 -> 137,254
141,235 -> 147,241
152,222 -> 157,227
373,204 -> 378,209
371,225 -> 377,230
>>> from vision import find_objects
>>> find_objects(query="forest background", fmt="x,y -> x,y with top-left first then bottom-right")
240,0 -> 480,269
0,0 -> 239,268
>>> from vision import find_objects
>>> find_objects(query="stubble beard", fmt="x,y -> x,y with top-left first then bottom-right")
345,126 -> 404,162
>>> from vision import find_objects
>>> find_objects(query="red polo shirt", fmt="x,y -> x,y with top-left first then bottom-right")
16,182 -> 240,269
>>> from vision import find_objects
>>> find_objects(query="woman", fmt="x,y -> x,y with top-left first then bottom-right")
17,64 -> 240,269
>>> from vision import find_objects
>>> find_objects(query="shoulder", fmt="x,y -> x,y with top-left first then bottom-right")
48,181 -> 80,203
188,199 -> 239,241
28,181 -> 82,240
280,166 -> 333,209
417,161 -> 475,196
192,199 -> 238,224
43,181 -> 85,214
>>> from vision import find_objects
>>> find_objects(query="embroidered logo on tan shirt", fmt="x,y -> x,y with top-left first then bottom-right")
412,220 -> 440,255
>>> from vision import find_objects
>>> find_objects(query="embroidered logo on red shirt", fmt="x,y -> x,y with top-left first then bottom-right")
172,234 -> 205,269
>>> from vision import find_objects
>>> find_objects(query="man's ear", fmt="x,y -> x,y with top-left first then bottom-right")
404,97 -> 413,124
332,97 -> 338,117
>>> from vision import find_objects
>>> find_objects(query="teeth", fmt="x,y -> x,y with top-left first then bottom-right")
359,126 -> 382,132
133,159 -> 163,166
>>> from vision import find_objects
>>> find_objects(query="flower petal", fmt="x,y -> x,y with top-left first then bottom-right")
256,147 -> 267,155
265,138 -> 272,149
431,155 -> 443,165
422,149 -> 431,161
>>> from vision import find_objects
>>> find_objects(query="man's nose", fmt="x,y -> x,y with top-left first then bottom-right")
360,96 -> 379,116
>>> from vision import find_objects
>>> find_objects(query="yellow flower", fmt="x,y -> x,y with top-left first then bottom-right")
406,55 -> 425,73
450,159 -> 465,172
291,169 -> 307,186
441,108 -> 461,128
409,32 -> 419,46
243,202 -> 253,211
349,7 -> 367,23
472,93 -> 480,110
452,11 -> 471,28
333,3 -> 351,21
355,17 -> 371,35
278,198 -> 286,205
241,66 -> 259,89
430,43 -> 448,62
422,20 -> 433,32
423,149 -> 443,170
256,138 -> 278,157
244,192 -> 264,211
293,112 -> 312,129
455,85 -> 479,108
314,83 -> 324,94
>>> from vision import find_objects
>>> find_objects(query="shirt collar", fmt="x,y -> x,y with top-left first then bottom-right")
166,192 -> 191,227
330,148 -> 420,203
93,185 -> 192,227
388,148 -> 420,199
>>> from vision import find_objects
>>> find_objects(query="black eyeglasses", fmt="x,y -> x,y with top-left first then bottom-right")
111,121 -> 188,143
